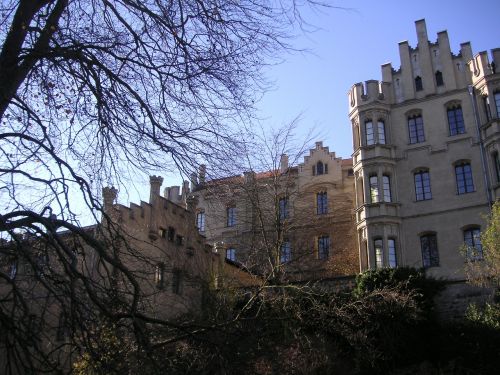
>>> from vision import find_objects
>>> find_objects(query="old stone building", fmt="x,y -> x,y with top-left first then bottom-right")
348,19 -> 500,279
189,142 -> 359,280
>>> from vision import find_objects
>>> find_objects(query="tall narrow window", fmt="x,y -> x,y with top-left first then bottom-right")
280,242 -> 291,263
415,76 -> 423,91
374,239 -> 383,269
279,197 -> 289,221
316,161 -> 324,175
9,260 -> 17,279
382,175 -> 392,202
495,92 -> 500,118
172,270 -> 183,295
420,234 -> 439,268
227,206 -> 236,227
318,235 -> 330,260
483,96 -> 492,121
388,239 -> 397,268
369,176 -> 379,203
377,121 -> 386,144
455,162 -> 474,194
365,121 -> 374,145
447,105 -> 465,135
226,248 -> 236,262
414,170 -> 432,201
408,115 -> 425,144
316,192 -> 328,214
435,71 -> 444,86
196,211 -> 205,232
168,227 -> 175,242
493,151 -> 500,183
464,228 -> 483,260
155,263 -> 165,289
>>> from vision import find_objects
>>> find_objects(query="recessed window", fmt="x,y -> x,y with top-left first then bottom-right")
415,76 -> 423,91
168,227 -> 175,242
155,263 -> 165,289
365,121 -> 374,145
176,235 -> 184,245
420,233 -> 439,268
196,210 -> 205,232
227,206 -> 236,227
369,175 -> 379,203
377,121 -> 386,144
382,175 -> 392,202
492,151 -> 500,183
408,114 -> 425,144
316,192 -> 328,214
172,269 -> 183,295
414,170 -> 432,201
9,260 -> 17,279
388,239 -> 397,268
447,105 -> 465,135
483,96 -> 492,121
318,235 -> 330,260
374,239 -> 383,269
464,228 -> 483,260
435,71 -> 444,86
495,92 -> 500,118
316,161 -> 324,175
280,242 -> 291,263
455,162 -> 474,194
279,197 -> 289,221
226,248 -> 236,262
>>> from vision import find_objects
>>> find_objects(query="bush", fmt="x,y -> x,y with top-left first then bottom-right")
353,267 -> 444,314
466,302 -> 500,330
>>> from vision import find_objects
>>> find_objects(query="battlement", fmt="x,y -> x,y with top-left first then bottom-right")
468,48 -> 500,85
348,80 -> 392,110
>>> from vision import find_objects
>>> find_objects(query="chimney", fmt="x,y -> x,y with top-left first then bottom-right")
190,172 -> 198,190
243,170 -> 256,184
198,164 -> 206,185
149,176 -> 163,204
102,186 -> 118,212
182,180 -> 190,199
280,154 -> 289,173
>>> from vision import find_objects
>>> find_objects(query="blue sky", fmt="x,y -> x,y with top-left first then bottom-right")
257,0 -> 500,159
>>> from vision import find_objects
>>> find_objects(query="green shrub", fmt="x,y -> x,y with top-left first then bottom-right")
466,302 -> 500,330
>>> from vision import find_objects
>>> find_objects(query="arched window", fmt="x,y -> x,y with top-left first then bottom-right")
435,71 -> 444,86
415,76 -> 423,91
455,161 -> 474,194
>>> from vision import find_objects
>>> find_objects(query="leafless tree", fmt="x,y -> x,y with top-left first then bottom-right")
0,0 -> 328,373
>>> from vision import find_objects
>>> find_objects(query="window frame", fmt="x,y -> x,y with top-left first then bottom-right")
318,235 -> 330,260
388,239 -> 397,268
369,175 -> 379,203
226,248 -> 236,262
420,233 -> 439,268
279,196 -> 289,221
280,241 -> 291,263
414,170 -> 432,201
196,210 -> 205,232
463,227 -> 483,261
377,120 -> 386,144
226,206 -> 237,227
493,151 -> 500,183
455,162 -> 475,194
316,191 -> 328,215
495,92 -> 500,118
365,121 -> 374,145
447,105 -> 465,136
415,76 -> 423,91
435,71 -> 444,86
408,114 -> 425,144
382,175 -> 392,202
374,238 -> 383,269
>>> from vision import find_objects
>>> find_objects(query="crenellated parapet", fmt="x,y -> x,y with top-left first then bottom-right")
348,80 -> 392,111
